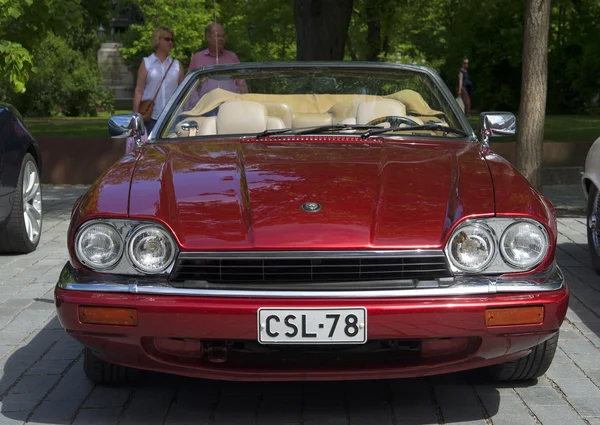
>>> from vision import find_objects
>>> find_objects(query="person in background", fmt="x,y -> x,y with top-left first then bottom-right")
457,56 -> 473,117
190,23 -> 241,70
132,26 -> 184,134
187,22 -> 247,108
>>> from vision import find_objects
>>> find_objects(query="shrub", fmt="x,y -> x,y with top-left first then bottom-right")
8,34 -> 114,117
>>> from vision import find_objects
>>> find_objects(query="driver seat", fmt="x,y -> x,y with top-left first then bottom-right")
356,99 -> 407,124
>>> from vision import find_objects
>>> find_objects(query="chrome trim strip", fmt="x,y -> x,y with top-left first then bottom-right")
176,250 -> 446,260
62,282 -> 491,297
60,266 -> 565,298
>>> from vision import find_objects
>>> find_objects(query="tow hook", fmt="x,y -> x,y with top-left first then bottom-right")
206,343 -> 228,363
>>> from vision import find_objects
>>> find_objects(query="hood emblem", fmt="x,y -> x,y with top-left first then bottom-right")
301,202 -> 322,213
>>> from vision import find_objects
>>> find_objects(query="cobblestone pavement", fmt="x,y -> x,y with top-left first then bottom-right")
0,185 -> 599,425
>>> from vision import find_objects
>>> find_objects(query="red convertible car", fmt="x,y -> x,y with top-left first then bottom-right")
55,62 -> 568,384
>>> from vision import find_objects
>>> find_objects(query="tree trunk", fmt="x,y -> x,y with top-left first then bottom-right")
366,1 -> 381,61
516,0 -> 551,191
294,0 -> 354,60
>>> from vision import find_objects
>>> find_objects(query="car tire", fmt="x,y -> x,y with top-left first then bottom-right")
586,184 -> 600,275
83,347 -> 143,385
485,332 -> 559,382
0,153 -> 43,254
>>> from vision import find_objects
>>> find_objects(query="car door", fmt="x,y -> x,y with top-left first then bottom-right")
0,105 -> 30,224
0,105 -> 11,223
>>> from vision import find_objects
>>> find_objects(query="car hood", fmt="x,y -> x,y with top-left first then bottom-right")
128,138 -> 494,250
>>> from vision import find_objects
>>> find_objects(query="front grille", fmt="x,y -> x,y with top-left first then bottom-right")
169,251 -> 452,284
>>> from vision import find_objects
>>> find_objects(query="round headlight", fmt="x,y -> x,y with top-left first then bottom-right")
128,225 -> 176,274
448,224 -> 495,272
76,223 -> 123,269
500,221 -> 548,268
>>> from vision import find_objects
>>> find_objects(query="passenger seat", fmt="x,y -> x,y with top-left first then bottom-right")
356,99 -> 407,124
204,100 -> 286,135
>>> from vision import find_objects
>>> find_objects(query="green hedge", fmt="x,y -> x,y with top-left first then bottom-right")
1,34 -> 114,117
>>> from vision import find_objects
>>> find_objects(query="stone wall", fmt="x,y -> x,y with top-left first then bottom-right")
490,141 -> 592,185
38,138 -> 127,185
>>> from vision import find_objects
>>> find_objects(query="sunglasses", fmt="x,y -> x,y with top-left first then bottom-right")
163,37 -> 174,42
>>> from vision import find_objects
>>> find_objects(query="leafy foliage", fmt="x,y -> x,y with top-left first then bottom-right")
6,34 -> 114,117
118,0 -> 296,79
345,0 -> 600,114
218,0 -> 296,62
118,0 -> 214,76
1,0 -> 599,117
0,0 -> 83,93
0,40 -> 32,93
546,0 -> 600,114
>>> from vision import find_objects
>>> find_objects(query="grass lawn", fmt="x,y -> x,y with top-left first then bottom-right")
23,112 -> 600,143
467,114 -> 600,143
23,111 -> 130,139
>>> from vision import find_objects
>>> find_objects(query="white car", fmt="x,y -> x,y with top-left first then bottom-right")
581,136 -> 600,274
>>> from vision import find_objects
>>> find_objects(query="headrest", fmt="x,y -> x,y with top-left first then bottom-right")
263,102 -> 293,128
216,100 -> 268,134
387,90 -> 445,117
356,99 -> 407,124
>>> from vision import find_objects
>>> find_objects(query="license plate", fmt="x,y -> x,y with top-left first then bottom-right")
257,307 -> 367,344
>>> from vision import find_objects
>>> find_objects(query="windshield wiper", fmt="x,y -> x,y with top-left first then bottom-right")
255,123 -> 382,139
360,124 -> 469,139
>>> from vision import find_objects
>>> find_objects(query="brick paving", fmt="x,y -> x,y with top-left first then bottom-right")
0,185 -> 598,425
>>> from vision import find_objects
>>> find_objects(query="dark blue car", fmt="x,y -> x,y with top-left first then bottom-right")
0,104 -> 43,253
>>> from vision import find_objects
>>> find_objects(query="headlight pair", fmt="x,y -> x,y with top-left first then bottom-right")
445,218 -> 550,274
75,220 -> 177,274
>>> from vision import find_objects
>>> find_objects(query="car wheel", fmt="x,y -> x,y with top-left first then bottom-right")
587,184 -> 600,275
0,153 -> 43,253
83,347 -> 143,385
485,332 -> 559,381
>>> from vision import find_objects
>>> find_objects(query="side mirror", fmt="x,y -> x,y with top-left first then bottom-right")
478,112 -> 516,147
108,113 -> 146,147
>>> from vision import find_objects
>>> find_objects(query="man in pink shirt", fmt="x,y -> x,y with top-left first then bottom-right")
188,23 -> 247,107
190,23 -> 241,69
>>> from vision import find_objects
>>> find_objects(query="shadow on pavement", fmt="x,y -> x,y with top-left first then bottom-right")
0,314 -> 510,424
557,240 -> 600,343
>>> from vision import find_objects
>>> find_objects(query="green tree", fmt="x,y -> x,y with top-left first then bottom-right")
0,0 -> 83,93
9,34 -> 114,117
346,0 -> 449,68
547,0 -> 600,113
218,0 -> 296,62
118,0 -> 213,75
120,0 -> 297,76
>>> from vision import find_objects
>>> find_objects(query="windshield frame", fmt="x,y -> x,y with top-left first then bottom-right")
149,61 -> 477,143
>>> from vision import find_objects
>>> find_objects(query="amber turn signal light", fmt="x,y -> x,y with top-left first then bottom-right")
79,306 -> 138,326
485,306 -> 544,327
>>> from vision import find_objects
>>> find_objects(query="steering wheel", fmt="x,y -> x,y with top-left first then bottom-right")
367,116 -> 421,128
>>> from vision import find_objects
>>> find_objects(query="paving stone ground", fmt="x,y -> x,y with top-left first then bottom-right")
0,185 -> 599,425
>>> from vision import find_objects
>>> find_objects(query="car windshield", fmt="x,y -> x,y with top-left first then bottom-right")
158,64 -> 468,141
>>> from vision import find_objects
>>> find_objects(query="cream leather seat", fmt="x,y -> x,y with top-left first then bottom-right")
216,100 -> 267,134
189,100 -> 285,135
264,102 -> 293,128
266,116 -> 285,129
328,101 -> 360,125
292,112 -> 332,128
356,99 -> 407,124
